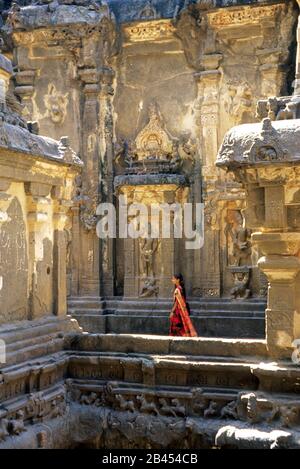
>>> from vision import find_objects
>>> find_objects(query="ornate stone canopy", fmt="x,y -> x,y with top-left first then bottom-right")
217,118 -> 300,169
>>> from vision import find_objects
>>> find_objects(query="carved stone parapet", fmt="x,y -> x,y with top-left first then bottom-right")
124,20 -> 175,43
208,4 -> 285,29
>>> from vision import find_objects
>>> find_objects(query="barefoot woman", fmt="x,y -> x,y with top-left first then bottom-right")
169,274 -> 198,337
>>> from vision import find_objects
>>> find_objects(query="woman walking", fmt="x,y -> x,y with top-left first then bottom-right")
169,273 -> 198,337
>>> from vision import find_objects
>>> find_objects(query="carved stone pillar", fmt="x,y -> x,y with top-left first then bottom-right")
0,180 -> 12,312
217,118 -> 300,358
25,182 -> 52,319
52,188 -> 70,316
99,67 -> 115,297
71,204 -> 80,296
77,68 -> 101,296
256,247 -> 300,355
194,58 -> 222,297
123,237 -> 137,298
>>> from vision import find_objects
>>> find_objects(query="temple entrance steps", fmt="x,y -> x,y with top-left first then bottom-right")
69,333 -> 268,360
67,297 -> 266,339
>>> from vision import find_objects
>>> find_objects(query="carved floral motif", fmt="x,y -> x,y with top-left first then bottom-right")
124,20 -> 175,43
208,5 -> 284,28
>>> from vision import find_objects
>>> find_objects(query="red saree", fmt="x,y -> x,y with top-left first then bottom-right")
169,286 -> 198,337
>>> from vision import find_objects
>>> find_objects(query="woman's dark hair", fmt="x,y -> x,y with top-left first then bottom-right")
173,273 -> 186,300
174,273 -> 190,313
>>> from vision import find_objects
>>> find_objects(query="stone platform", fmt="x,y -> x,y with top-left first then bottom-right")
1,320 -> 300,449
68,297 -> 266,339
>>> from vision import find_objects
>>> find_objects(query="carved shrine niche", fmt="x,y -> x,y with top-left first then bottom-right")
224,209 -> 252,301
133,102 -> 174,162
114,102 -> 196,176
247,118 -> 289,164
225,209 -> 252,268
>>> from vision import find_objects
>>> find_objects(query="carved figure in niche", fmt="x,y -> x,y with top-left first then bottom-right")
44,83 -> 69,124
139,232 -> 159,279
114,138 -> 137,169
230,268 -> 251,300
137,395 -> 159,415
225,82 -> 253,124
178,134 -> 196,162
226,210 -> 251,267
256,145 -> 278,162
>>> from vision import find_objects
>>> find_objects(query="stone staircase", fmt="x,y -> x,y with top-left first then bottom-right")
68,296 -> 266,338
2,319 -> 300,448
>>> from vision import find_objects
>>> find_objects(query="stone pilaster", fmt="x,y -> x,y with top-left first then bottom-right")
70,205 -> 80,296
194,57 -> 222,297
52,187 -> 71,316
217,116 -> 300,358
257,252 -> 300,356
77,67 -> 101,296
0,180 -> 12,309
25,182 -> 52,319
99,67 -> 116,297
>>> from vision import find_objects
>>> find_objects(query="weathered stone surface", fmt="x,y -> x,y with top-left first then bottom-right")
0,0 -> 300,451
217,118 -> 300,169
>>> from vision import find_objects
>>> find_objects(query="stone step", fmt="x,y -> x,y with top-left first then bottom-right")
69,308 -> 264,318
0,316 -> 81,366
68,297 -> 266,311
69,333 -> 268,359
68,299 -> 266,312
0,315 -> 80,345
71,313 -> 265,339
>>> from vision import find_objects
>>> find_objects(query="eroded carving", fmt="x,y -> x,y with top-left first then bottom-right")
44,84 -> 69,125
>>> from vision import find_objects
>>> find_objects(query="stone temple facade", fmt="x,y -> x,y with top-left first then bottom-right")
0,0 -> 300,449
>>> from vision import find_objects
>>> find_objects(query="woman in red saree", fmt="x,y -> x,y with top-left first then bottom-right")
169,274 -> 198,337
